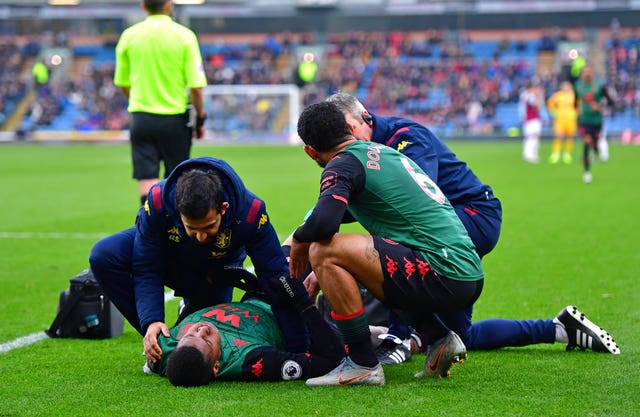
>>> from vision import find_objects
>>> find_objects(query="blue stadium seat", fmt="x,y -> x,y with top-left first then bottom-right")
494,102 -> 520,130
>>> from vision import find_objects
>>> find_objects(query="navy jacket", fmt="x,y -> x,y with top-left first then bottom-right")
133,157 -> 289,331
370,114 -> 494,205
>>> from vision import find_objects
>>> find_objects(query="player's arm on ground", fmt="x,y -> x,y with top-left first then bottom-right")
241,306 -> 344,381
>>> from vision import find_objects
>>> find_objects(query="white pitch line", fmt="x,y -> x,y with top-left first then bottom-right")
1,290 -> 176,354
1,268 -> 255,354
0,331 -> 49,353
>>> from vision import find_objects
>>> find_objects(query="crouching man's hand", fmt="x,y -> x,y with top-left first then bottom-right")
267,275 -> 315,313
143,321 -> 170,363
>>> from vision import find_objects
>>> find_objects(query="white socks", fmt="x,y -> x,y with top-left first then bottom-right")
553,317 -> 569,343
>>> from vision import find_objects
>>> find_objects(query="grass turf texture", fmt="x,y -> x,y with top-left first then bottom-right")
0,141 -> 638,417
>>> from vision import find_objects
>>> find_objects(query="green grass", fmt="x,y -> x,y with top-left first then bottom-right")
0,141 -> 638,417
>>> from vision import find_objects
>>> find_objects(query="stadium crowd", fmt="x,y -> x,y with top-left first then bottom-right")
605,27 -> 640,118
0,40 -> 29,128
3,26 -> 640,138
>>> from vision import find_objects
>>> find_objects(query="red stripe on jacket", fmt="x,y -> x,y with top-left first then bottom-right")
246,198 -> 261,223
385,127 -> 410,146
151,186 -> 162,210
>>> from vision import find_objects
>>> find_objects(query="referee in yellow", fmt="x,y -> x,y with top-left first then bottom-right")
114,0 -> 208,206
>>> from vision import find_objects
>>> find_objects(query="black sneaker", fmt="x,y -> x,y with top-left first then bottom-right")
555,305 -> 621,354
374,333 -> 412,365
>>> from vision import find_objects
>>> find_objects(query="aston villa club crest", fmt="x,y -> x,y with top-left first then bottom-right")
215,229 -> 232,248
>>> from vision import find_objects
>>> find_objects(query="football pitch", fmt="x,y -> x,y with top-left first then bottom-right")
0,140 -> 638,416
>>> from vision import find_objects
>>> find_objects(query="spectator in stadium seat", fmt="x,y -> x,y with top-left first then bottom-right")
305,93 -> 619,367
113,0 -> 208,206
89,156 -> 310,369
145,275 -> 343,387
290,101 -> 486,385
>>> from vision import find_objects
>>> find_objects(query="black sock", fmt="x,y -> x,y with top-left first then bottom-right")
583,143 -> 591,171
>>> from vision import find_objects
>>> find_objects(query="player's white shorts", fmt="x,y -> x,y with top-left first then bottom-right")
523,119 -> 542,137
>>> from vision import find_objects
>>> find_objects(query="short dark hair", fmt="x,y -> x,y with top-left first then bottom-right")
175,169 -> 224,219
297,101 -> 351,152
166,345 -> 215,387
144,0 -> 168,14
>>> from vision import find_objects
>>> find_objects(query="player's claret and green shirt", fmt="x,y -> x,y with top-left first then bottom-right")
156,299 -> 284,380
153,298 -> 344,381
114,14 -> 207,115
574,79 -> 606,125
295,140 -> 483,282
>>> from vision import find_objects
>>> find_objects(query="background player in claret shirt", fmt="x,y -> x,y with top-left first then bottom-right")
546,80 -> 577,164
291,101 -> 486,386
89,156 -> 309,367
146,276 -> 343,387
573,65 -> 616,183
519,77 -> 545,163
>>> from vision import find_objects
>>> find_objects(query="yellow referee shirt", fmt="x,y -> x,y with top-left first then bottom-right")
114,14 -> 207,115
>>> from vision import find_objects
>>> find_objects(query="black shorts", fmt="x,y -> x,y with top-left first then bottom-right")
578,122 -> 602,141
130,111 -> 192,180
373,236 -> 483,313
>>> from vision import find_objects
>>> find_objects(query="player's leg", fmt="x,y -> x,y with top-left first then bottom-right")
88,227 -> 143,334
444,306 -> 620,353
563,134 -> 574,164
157,112 -> 192,179
409,277 -> 482,379
305,233 -> 385,386
522,120 -> 539,163
453,315 -> 556,350
453,198 -> 502,259
597,120 -> 609,161
549,121 -> 562,163
372,236 -> 482,379
308,234 -> 382,363
563,119 -> 577,163
531,119 -> 541,162
130,113 -> 161,206
579,124 -> 594,183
